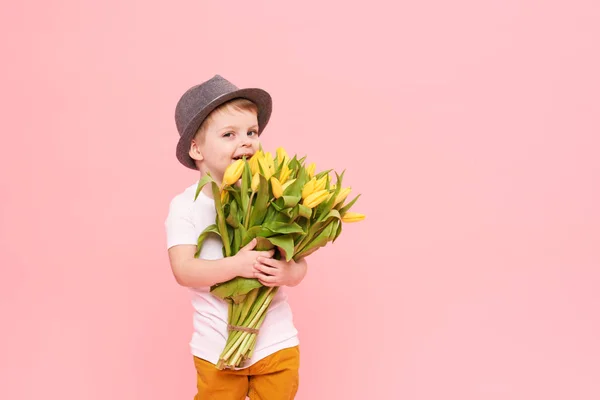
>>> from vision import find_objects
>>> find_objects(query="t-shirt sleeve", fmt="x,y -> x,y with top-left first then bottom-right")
165,195 -> 198,249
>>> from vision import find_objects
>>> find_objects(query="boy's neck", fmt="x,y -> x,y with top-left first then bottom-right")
201,184 -> 215,199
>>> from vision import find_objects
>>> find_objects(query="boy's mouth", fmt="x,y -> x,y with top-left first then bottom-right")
232,153 -> 254,161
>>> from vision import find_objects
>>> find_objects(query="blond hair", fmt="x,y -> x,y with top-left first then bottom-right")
193,98 -> 258,142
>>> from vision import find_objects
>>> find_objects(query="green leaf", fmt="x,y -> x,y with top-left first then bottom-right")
226,200 -> 240,228
295,222 -> 335,258
294,245 -> 320,260
286,155 -> 298,171
237,224 -> 247,245
210,277 -> 263,302
314,170 -> 343,217
233,226 -> 242,254
301,210 -> 340,252
240,226 -> 275,248
249,174 -> 269,226
262,221 -> 304,235
270,200 -> 284,212
194,173 -> 215,201
264,235 -> 295,261
274,156 -> 283,176
284,167 -> 308,196
339,193 -> 361,215
332,218 -> 343,243
335,169 -> 346,188
279,195 -> 301,208
226,187 -> 242,209
316,209 -> 341,228
194,224 -> 220,258
274,209 -> 293,222
287,155 -> 299,170
328,219 -> 340,241
315,169 -> 333,180
240,161 -> 251,212
255,236 -> 275,251
212,181 -> 231,256
297,204 -> 313,219
243,225 -> 264,240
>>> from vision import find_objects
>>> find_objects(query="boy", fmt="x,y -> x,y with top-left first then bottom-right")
165,75 -> 308,399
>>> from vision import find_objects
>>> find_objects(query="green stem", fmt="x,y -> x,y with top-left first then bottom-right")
230,303 -> 239,326
238,288 -> 258,324
227,300 -> 233,324
231,332 -> 253,366
220,287 -> 271,358
245,307 -> 268,360
244,192 -> 256,229
244,334 -> 258,361
221,288 -> 276,362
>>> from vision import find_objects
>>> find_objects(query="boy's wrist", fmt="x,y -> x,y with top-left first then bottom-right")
222,254 -> 242,279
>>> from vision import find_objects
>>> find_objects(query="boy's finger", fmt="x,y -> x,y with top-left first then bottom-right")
258,250 -> 275,258
254,263 -> 277,275
257,257 -> 279,268
255,272 -> 276,283
241,238 -> 257,251
258,279 -> 276,287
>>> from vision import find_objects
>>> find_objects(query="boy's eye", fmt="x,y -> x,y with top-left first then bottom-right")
223,132 -> 234,138
248,130 -> 258,136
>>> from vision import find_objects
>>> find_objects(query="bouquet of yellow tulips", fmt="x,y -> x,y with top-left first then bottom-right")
194,147 -> 365,369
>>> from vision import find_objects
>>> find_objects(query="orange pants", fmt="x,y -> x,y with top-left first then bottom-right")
193,346 -> 300,400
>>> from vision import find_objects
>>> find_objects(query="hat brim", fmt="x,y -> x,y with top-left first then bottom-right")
176,88 -> 272,170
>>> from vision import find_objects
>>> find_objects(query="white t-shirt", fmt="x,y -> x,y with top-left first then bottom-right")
165,181 -> 299,368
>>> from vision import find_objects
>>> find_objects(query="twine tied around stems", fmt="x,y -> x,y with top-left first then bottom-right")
227,324 -> 259,334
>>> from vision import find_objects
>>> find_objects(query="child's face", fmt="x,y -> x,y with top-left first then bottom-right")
190,107 -> 260,183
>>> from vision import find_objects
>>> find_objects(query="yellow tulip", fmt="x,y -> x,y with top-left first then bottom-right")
276,147 -> 289,165
326,191 -> 335,203
258,158 -> 272,179
259,152 -> 275,179
279,163 -> 292,184
249,151 -> 262,175
314,175 -> 328,192
222,159 -> 244,186
265,152 -> 275,171
282,179 -> 296,192
333,187 -> 351,206
341,212 -> 366,223
220,190 -> 229,203
251,173 -> 260,192
301,178 -> 317,199
270,177 -> 283,199
303,189 -> 329,208
306,162 -> 316,178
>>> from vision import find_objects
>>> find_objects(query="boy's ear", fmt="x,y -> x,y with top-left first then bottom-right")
189,139 -> 204,162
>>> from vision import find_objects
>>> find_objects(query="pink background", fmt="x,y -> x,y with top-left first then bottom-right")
1,1 -> 599,399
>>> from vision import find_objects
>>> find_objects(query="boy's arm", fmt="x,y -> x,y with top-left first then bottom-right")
168,245 -> 240,288
168,239 -> 275,288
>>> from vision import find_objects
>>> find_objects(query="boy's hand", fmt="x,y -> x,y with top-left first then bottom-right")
253,253 -> 308,287
234,239 -> 275,279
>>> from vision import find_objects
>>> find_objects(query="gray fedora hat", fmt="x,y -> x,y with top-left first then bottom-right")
174,74 -> 273,170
